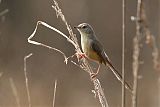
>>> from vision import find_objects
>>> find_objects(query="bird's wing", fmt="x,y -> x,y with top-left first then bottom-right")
91,39 -> 113,65
90,39 -> 106,64
91,40 -> 132,91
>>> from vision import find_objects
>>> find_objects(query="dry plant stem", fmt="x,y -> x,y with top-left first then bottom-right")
93,79 -> 109,107
52,80 -> 57,107
27,18 -> 109,107
9,78 -> 21,107
122,0 -> 126,106
150,36 -> 160,70
132,0 -> 160,107
28,21 -> 68,64
28,22 -> 109,107
140,2 -> 160,106
132,0 -> 142,107
0,9 -> 9,22
24,53 -> 33,107
159,78 -> 160,106
132,37 -> 139,107
28,0 -> 109,106
52,0 -> 109,107
146,34 -> 159,70
140,3 -> 160,71
0,9 -> 9,17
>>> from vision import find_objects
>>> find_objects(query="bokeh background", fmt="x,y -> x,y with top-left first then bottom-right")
0,0 -> 160,107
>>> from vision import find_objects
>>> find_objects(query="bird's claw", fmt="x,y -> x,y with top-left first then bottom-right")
90,73 -> 98,80
76,53 -> 86,60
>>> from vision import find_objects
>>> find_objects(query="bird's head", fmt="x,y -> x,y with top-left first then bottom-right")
74,23 -> 94,35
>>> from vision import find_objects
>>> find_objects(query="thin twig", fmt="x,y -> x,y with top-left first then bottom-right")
9,78 -> 21,107
28,21 -> 69,64
24,53 -> 33,107
52,79 -> 57,107
122,0 -> 126,106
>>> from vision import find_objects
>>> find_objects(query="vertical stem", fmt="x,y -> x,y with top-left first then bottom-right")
52,79 -> 57,107
52,1 -> 109,106
122,0 -> 126,107
158,78 -> 160,107
24,53 -> 33,107
132,37 -> 139,107
132,0 -> 142,107
9,78 -> 21,107
158,1 -> 160,107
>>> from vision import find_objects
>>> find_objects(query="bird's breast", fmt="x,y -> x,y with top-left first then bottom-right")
81,36 -> 101,63
81,35 -> 89,54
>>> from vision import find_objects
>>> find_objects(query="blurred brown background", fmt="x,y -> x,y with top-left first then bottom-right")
0,0 -> 160,107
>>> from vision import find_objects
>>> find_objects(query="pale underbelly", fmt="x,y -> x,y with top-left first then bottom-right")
81,39 -> 101,62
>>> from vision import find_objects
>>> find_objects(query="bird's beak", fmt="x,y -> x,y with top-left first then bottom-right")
74,26 -> 80,29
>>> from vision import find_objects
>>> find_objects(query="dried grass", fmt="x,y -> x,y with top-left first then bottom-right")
27,0 -> 109,107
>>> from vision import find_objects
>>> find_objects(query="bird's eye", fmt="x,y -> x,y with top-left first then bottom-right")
82,25 -> 87,29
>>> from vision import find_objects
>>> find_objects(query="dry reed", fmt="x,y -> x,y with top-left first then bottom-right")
24,53 -> 33,107
52,79 -> 57,107
9,78 -> 21,107
27,0 -> 109,106
121,0 -> 126,107
132,0 -> 160,107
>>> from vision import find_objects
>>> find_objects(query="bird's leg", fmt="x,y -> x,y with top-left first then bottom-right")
91,64 -> 100,79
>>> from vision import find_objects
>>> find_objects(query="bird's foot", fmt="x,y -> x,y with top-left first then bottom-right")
76,53 -> 86,60
90,64 -> 100,79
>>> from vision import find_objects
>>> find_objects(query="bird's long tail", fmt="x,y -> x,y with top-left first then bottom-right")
106,60 -> 132,92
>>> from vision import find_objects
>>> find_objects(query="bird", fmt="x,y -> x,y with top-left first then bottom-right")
74,23 -> 132,91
